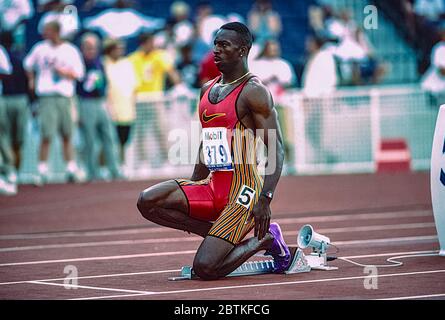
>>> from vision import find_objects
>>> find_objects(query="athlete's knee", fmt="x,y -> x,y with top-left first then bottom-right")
193,256 -> 220,281
137,189 -> 159,219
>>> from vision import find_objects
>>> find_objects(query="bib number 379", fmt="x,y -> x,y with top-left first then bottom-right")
202,127 -> 233,170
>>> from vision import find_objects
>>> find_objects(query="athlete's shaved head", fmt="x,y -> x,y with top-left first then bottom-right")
219,22 -> 253,52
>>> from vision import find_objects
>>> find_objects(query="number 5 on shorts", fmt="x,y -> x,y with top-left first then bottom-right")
236,185 -> 256,208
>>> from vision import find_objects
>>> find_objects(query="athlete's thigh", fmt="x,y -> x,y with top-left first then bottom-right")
207,202 -> 254,245
176,178 -> 219,221
141,180 -> 188,214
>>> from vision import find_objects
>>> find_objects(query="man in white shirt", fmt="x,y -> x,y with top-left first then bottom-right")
302,35 -> 338,164
24,21 -> 85,184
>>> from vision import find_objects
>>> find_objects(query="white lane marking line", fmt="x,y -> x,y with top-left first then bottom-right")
71,269 -> 445,300
340,250 -> 439,259
28,281 -> 155,295
0,269 -> 181,286
0,237 -> 201,252
286,235 -> 438,249
0,209 -> 431,240
0,226 -> 176,240
275,210 -> 431,224
0,250 -> 196,267
0,223 -> 436,252
316,222 -> 436,234
0,235 -> 438,267
331,235 -> 437,246
378,293 -> 445,300
1,250 -> 439,286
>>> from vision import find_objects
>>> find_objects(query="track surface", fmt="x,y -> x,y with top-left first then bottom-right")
0,172 -> 444,300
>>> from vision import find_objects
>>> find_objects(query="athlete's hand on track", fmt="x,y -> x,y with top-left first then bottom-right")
251,196 -> 272,240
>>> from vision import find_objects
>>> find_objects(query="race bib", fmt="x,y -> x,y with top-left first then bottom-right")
202,127 -> 233,171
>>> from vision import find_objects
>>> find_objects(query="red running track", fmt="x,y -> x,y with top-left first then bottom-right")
0,172 -> 443,300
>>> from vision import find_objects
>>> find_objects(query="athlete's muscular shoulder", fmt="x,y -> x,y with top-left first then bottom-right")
199,79 -> 215,99
238,77 -> 274,127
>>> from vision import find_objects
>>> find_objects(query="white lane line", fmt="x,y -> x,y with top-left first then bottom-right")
0,269 -> 181,286
0,209 -> 431,240
1,250 -> 438,286
28,281 -> 154,295
0,235 -> 438,267
0,237 -> 201,252
0,250 -> 196,267
275,210 -> 431,224
340,250 -> 438,259
0,226 -> 175,240
0,223 -> 436,253
378,293 -> 445,300
332,235 -> 437,246
71,269 -> 445,300
316,222 -> 436,234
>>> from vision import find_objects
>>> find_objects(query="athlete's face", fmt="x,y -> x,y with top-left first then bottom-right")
213,29 -> 247,72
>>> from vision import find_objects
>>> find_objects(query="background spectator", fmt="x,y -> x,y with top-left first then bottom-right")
103,38 -> 137,165
0,31 -> 30,186
421,23 -> 445,105
77,32 -> 122,181
24,21 -> 85,184
0,43 -> 16,195
251,38 -> 297,174
128,32 -> 183,168
170,1 -> 194,48
0,0 -> 34,51
247,0 -> 282,46
175,43 -> 200,89
301,35 -> 338,164
414,0 -> 445,26
195,1 -> 226,46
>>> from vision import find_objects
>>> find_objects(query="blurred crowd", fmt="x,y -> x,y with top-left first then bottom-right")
0,0 -> 293,196
0,0 -> 444,196
374,0 -> 445,103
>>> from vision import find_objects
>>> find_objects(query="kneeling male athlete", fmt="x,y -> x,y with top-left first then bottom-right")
137,22 -> 290,280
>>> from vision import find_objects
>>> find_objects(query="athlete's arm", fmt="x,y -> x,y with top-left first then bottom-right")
190,82 -> 213,181
245,79 -> 285,240
190,141 -> 210,181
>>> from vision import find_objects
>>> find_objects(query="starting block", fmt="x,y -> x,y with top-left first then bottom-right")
168,247 -> 311,281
